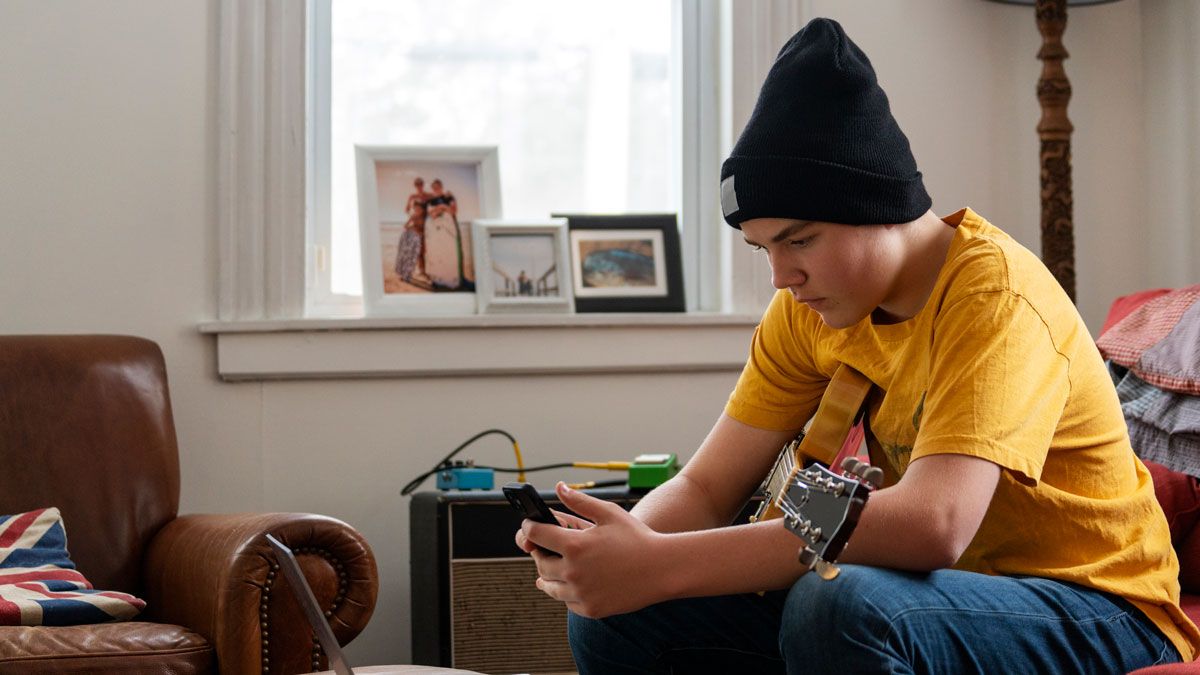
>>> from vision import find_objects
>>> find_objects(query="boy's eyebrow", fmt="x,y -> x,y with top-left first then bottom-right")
742,220 -> 814,247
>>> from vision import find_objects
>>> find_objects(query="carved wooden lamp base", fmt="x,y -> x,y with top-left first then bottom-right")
985,0 -> 1124,303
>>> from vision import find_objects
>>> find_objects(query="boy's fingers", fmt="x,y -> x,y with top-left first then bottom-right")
550,508 -> 593,530
514,529 -> 536,553
555,482 -> 625,524
523,519 -> 575,554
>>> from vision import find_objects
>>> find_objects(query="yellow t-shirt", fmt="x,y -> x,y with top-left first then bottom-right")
726,208 -> 1200,661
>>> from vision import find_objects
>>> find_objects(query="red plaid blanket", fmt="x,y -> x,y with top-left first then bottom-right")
1098,285 -> 1200,396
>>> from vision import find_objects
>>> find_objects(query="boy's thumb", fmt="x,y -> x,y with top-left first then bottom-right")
555,482 -> 620,523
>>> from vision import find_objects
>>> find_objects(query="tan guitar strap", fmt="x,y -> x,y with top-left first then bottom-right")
794,363 -> 873,467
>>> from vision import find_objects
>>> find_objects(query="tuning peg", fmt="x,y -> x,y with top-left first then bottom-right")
862,466 -> 884,489
798,546 -> 817,570
840,457 -> 862,475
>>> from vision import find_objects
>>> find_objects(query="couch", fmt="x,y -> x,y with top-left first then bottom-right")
1131,461 -> 1200,673
0,334 -> 379,674
1103,288 -> 1200,673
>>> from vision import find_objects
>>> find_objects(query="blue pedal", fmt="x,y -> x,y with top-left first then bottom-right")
436,466 -> 495,490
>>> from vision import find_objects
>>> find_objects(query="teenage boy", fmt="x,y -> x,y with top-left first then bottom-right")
516,18 -> 1198,673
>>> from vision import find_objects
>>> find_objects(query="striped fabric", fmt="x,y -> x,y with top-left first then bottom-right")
0,507 -> 145,626
1110,363 -> 1200,477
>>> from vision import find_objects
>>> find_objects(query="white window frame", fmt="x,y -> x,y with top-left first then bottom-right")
209,0 -> 804,379
216,0 -> 307,321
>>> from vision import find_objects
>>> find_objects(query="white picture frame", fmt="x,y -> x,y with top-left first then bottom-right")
355,145 -> 502,315
472,219 -> 574,314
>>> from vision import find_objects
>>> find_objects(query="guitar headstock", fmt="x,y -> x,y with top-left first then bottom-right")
780,457 -> 881,579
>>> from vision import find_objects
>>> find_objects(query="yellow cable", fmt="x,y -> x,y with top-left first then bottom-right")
513,441 -> 526,483
572,461 -> 631,471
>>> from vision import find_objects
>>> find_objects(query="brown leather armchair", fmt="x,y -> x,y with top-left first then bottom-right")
0,335 -> 379,674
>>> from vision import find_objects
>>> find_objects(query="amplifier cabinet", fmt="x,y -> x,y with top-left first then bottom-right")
410,486 -> 641,675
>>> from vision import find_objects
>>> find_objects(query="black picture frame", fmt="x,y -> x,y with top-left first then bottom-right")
553,213 -> 686,313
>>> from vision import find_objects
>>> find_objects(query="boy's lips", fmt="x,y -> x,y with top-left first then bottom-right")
792,295 -> 828,310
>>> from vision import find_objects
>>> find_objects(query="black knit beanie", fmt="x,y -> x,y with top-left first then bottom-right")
720,18 -> 931,228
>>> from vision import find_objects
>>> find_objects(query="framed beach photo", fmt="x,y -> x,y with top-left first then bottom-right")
355,145 -> 501,315
472,219 -> 573,314
556,213 -> 685,313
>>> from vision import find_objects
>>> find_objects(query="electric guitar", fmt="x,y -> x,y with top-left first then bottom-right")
750,364 -> 882,579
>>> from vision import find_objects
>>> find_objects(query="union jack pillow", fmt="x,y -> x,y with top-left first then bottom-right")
0,507 -> 146,625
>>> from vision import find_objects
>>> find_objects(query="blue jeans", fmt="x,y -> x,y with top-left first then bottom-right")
568,565 -> 1180,674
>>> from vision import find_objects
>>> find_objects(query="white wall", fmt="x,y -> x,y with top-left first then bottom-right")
0,0 -> 1178,667
814,0 -> 1152,326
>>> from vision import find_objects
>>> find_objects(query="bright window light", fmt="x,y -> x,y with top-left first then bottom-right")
327,0 -> 675,296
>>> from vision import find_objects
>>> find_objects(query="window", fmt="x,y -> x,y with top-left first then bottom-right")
214,0 -> 792,329
307,0 -> 722,315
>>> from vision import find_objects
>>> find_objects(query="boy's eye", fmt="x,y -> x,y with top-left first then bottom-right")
750,244 -> 765,252
789,237 -> 813,248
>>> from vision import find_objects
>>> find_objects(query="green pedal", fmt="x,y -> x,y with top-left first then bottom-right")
628,453 -> 680,489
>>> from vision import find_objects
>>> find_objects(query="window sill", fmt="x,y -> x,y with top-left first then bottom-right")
199,313 -> 760,381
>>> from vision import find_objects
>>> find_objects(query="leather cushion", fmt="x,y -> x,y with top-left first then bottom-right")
0,621 -> 213,675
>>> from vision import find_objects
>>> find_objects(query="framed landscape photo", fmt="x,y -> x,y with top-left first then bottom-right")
471,219 -> 573,314
556,213 -> 685,313
355,145 -> 501,315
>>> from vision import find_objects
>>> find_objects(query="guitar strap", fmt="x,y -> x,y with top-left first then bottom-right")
794,363 -> 873,466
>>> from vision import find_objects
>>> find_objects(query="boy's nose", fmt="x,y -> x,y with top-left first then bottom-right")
771,265 -> 806,290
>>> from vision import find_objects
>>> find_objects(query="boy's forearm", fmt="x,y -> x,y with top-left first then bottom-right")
645,461 -> 996,602
647,509 -> 952,605
630,472 -> 738,534
655,519 -> 811,599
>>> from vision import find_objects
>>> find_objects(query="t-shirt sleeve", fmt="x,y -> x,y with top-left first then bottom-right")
912,289 -> 1071,484
725,290 -> 828,431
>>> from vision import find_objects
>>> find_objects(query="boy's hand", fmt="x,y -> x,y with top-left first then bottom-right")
522,482 -> 668,619
513,507 -> 592,553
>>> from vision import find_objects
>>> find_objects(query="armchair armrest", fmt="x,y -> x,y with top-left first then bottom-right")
143,513 -> 378,675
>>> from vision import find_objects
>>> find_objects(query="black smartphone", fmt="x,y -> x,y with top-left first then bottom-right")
502,482 -> 560,526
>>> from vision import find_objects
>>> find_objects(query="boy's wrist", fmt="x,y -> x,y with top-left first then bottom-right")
648,530 -> 692,602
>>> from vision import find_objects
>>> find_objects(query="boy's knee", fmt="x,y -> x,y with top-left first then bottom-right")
779,565 -> 888,652
567,611 -> 601,652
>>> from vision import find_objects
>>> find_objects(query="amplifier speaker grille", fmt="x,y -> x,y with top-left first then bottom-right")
450,559 -> 575,674
410,488 -> 646,674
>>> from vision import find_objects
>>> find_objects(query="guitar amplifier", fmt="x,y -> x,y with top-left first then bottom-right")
409,486 -> 643,675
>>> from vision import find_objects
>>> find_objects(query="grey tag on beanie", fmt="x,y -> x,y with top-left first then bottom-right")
720,175 -> 739,218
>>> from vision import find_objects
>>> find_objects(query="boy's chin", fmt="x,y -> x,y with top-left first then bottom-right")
816,312 -> 857,329
816,307 -> 869,330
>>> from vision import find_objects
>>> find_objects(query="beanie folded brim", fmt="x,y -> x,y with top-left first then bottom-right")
720,155 -> 931,228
